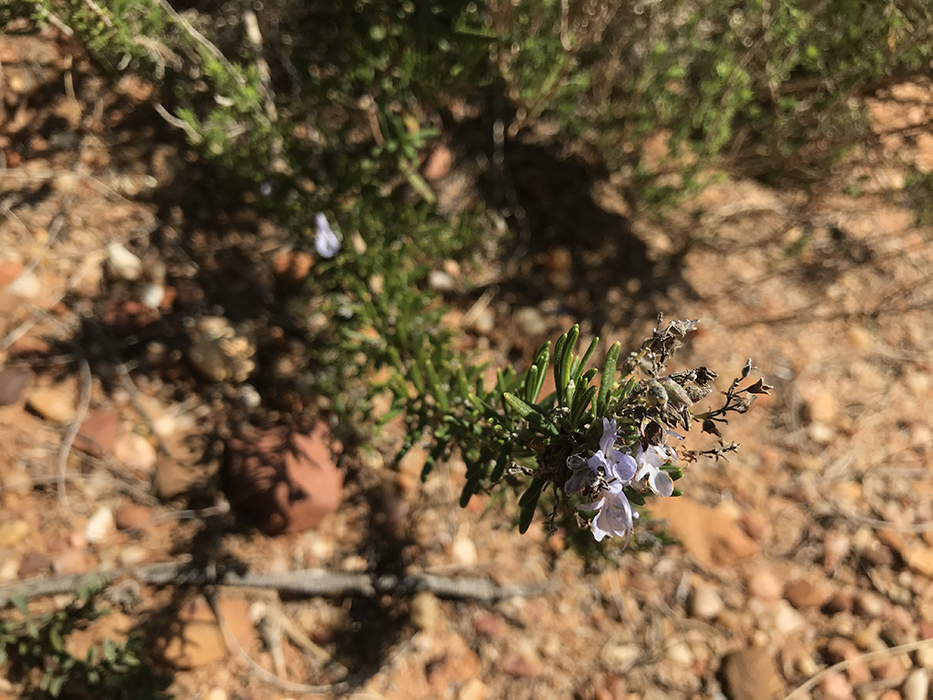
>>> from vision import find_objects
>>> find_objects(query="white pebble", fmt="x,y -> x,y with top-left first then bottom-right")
85,507 -> 115,543
106,242 -> 143,281
691,584 -> 724,620
140,283 -> 165,309
903,668 -> 930,700
774,600 -> 805,634
7,270 -> 41,299
452,536 -> 477,566
428,269 -> 456,291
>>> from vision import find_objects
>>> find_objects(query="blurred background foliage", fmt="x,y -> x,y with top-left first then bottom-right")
5,0 -> 933,484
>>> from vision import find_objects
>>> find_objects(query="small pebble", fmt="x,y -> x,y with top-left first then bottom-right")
470,307 -> 495,336
784,578 -> 828,609
26,386 -> 76,424
601,643 -> 640,674
52,547 -> 88,575
458,678 -> 486,700
428,269 -> 456,291
118,545 -> 148,567
916,646 -> 933,671
0,520 -> 30,547
774,600 -> 805,634
7,270 -> 41,299
240,384 -> 262,409
747,569 -> 783,601
690,584 -> 724,620
853,591 -> 886,618
140,283 -> 165,309
423,145 -> 452,181
114,434 -> 157,473
451,536 -> 477,566
17,551 -> 51,578
106,241 -> 142,281
410,591 -> 440,633
824,531 -> 852,569
114,502 -> 151,530
903,669 -> 929,700
0,368 -> 30,405
666,640 -> 694,665
85,507 -> 115,543
819,671 -> 854,700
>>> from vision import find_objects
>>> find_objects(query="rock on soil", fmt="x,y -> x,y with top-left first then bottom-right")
26,385 -> 76,423
113,433 -> 157,472
73,410 -> 119,457
223,421 -> 342,535
0,368 -> 30,405
158,596 -> 257,668
691,583 -> 724,620
721,647 -> 784,700
188,316 -> 256,383
903,668 -> 930,700
106,241 -> 142,280
650,497 -> 759,568
784,577 -> 828,609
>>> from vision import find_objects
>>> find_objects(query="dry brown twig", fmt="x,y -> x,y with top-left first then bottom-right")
56,358 -> 92,517
0,560 -> 552,606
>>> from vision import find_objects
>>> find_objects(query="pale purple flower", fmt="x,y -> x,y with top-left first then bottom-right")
314,213 -> 340,258
589,418 -> 637,482
579,485 -> 637,545
569,418 -> 639,545
633,443 -> 675,498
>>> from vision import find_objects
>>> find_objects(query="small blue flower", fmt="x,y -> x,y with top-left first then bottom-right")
570,418 -> 639,546
632,444 -> 675,498
315,213 -> 341,258
590,418 -> 637,482
579,486 -> 638,545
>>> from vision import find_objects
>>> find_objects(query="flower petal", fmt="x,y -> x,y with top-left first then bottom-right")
315,213 -> 341,258
648,469 -> 674,498
608,452 -> 637,484
599,418 -> 618,454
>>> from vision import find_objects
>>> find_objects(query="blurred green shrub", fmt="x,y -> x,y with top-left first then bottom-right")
0,579 -> 170,699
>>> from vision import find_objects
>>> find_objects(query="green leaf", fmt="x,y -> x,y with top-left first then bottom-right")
615,375 -> 637,402
459,473 -> 482,507
523,363 -> 541,403
569,385 -> 598,430
553,333 -> 567,403
559,325 -> 580,405
571,336 -> 599,384
503,392 -> 558,435
518,477 -> 546,534
598,341 -> 621,416
49,627 -> 63,652
489,446 -> 510,483
424,357 -> 449,412
456,365 -> 472,398
421,439 -> 449,481
531,341 -> 550,404
11,594 -> 29,619
579,367 -> 598,386
503,391 -> 537,419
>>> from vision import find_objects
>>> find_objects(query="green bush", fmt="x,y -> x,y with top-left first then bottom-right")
0,580 -> 170,699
